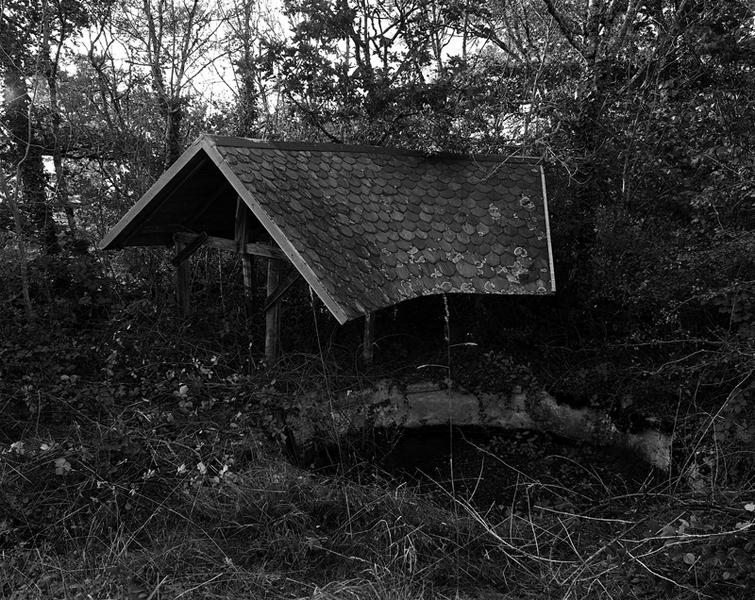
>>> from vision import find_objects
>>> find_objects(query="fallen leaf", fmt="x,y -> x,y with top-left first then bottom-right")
54,457 -> 71,475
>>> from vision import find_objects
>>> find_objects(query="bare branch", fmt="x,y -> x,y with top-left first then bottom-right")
541,0 -> 583,55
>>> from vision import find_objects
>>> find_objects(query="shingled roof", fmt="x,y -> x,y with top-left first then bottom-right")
101,134 -> 555,324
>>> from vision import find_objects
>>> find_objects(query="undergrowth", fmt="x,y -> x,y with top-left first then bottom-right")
1,267 -> 753,599
2,372 -> 754,599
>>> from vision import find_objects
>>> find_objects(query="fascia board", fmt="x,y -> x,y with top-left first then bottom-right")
540,165 -> 556,293
201,137 -> 352,324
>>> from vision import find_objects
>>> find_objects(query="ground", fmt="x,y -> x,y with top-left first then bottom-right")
1,340 -> 753,600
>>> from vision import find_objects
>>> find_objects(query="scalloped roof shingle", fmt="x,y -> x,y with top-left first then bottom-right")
101,135 -> 555,323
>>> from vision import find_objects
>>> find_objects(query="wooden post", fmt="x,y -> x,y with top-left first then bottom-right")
265,258 -> 281,365
175,239 -> 191,317
235,197 -> 254,307
363,311 -> 375,367
241,254 -> 254,303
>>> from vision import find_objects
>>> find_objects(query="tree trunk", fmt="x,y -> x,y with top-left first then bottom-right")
163,98 -> 184,167
46,63 -> 78,237
3,68 -> 59,254
234,0 -> 259,136
0,168 -> 34,321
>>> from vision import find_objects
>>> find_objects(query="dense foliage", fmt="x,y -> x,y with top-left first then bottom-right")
1,1 -> 754,598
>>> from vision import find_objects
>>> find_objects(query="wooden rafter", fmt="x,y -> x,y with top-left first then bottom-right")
173,232 -> 285,260
171,232 -> 208,266
263,266 -> 301,312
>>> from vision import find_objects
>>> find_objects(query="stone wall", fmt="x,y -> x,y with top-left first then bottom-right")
288,380 -> 672,470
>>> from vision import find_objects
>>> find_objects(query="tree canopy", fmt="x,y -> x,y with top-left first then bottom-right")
1,0 -> 753,419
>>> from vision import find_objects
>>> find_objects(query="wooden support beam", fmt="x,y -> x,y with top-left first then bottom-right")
234,197 -> 248,252
173,232 -> 285,260
235,197 -> 254,301
241,254 -> 254,303
171,232 -> 207,266
363,311 -> 375,367
263,267 -> 301,312
175,239 -> 191,317
242,241 -> 284,260
265,259 -> 282,365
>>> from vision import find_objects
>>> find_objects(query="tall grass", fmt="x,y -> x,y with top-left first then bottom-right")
3,395 -> 753,600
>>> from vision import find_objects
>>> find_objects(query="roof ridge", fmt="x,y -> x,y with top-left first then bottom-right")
199,134 -> 541,163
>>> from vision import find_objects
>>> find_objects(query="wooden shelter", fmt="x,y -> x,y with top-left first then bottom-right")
100,135 -> 555,364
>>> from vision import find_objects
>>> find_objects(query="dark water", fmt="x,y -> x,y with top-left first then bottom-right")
314,426 -> 662,510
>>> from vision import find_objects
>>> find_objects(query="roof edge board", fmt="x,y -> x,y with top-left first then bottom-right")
201,138 -> 353,325
99,144 -> 207,250
540,165 -> 556,293
201,134 -> 542,163
204,134 -> 426,157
